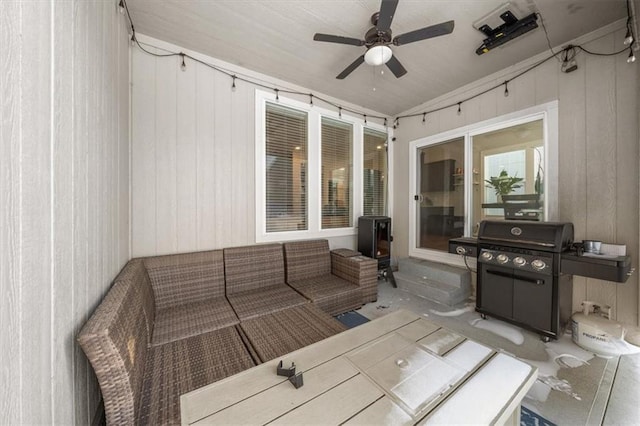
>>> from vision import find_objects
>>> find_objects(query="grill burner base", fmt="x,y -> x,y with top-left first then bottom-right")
475,221 -> 574,341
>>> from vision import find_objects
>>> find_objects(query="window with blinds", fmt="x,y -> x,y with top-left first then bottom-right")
265,102 -> 308,232
321,117 -> 353,229
363,128 -> 388,216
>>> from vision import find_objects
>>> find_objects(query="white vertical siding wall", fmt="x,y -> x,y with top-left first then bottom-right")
393,22 -> 639,325
0,2 -> 130,424
130,35 -> 387,256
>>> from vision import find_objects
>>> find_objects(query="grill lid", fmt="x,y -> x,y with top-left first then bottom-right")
478,220 -> 574,252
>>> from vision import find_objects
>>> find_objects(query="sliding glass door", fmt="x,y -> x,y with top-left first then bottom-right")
416,137 -> 465,251
409,102 -> 557,258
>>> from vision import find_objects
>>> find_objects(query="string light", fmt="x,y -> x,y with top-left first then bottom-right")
180,53 -> 186,72
422,113 -> 426,124
503,81 -> 509,97
364,114 -> 367,124
309,94 -> 314,106
121,0 -> 631,126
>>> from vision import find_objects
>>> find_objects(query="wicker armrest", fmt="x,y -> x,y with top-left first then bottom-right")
331,253 -> 378,304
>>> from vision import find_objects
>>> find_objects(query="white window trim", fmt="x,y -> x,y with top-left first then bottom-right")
255,89 -> 392,242
408,101 -> 558,266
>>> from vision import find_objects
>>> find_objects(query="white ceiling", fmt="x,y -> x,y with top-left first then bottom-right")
127,0 -> 627,115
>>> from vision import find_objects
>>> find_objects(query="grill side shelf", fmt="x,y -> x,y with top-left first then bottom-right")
561,253 -> 632,283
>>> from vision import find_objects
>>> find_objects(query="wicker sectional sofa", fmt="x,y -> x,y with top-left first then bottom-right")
78,240 -> 377,425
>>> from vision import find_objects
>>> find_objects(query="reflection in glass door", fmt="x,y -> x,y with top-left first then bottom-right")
471,119 -> 544,233
416,137 -> 465,251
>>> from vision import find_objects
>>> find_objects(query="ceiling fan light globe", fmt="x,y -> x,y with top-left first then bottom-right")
364,45 -> 392,66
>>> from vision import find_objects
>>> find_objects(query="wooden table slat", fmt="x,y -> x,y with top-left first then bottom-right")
194,357 -> 358,425
269,375 -> 383,425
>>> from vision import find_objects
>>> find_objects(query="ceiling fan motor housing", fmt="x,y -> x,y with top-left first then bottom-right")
365,26 -> 392,46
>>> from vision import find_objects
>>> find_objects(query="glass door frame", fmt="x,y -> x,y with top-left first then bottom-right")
408,101 -> 558,264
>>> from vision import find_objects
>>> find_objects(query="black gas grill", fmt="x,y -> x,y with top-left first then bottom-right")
475,220 -> 574,341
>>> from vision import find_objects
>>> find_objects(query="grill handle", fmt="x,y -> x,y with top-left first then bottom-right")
479,236 -> 555,248
487,269 -> 545,285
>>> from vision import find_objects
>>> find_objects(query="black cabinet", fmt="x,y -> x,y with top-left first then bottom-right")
358,216 -> 391,269
477,257 -> 572,340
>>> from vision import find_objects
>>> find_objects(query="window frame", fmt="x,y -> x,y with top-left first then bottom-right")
255,89 -> 391,242
408,101 -> 558,265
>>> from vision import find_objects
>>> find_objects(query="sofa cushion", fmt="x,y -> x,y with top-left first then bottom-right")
137,326 -> 255,425
226,284 -> 307,321
288,275 -> 362,316
151,297 -> 239,347
144,250 -> 225,310
283,239 -> 332,282
223,244 -> 286,294
77,265 -> 150,425
239,304 -> 347,362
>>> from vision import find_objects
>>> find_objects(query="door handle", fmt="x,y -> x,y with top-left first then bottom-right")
513,274 -> 545,285
487,269 -> 544,285
486,269 -> 513,279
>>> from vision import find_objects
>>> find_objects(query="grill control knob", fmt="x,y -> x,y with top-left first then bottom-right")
481,251 -> 493,261
513,257 -> 526,267
531,259 -> 546,270
496,254 -> 509,264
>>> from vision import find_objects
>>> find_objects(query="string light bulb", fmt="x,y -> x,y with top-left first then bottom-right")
118,0 -> 125,14
231,75 -> 236,92
503,81 -> 509,97
384,118 -> 387,127
422,113 -> 426,124
364,114 -> 367,124
309,94 -> 314,106
624,27 -> 634,46
130,32 -> 136,46
627,48 -> 636,63
457,103 -> 462,115
338,107 -> 342,118
180,54 -> 186,72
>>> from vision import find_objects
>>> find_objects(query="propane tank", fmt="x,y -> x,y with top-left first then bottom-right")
571,301 -> 638,356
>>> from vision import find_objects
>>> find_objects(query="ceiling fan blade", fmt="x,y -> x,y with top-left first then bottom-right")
376,0 -> 399,33
385,55 -> 407,78
314,33 -> 365,46
393,20 -> 455,46
336,55 -> 365,79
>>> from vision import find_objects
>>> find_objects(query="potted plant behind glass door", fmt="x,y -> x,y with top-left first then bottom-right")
485,170 -> 524,203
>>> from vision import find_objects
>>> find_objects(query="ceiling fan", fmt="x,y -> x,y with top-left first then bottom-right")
313,0 -> 454,79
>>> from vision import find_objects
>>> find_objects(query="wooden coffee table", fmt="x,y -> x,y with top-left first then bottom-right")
181,309 -> 537,425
